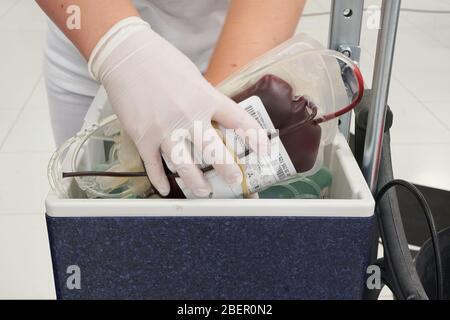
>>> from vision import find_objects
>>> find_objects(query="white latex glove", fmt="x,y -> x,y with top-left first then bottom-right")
89,17 -> 268,197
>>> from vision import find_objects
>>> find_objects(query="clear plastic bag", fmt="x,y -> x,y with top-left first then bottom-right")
48,34 -> 363,199
48,115 -> 154,199
218,33 -> 362,177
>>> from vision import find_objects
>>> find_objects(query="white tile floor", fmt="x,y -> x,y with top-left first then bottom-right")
1,0 -> 449,300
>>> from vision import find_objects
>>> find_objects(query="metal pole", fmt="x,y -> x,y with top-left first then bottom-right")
362,0 -> 402,192
328,0 -> 364,141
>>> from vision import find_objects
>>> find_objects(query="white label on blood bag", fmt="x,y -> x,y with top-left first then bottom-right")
171,96 -> 296,198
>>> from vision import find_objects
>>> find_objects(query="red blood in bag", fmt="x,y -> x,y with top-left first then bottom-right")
231,74 -> 322,173
166,74 -> 322,198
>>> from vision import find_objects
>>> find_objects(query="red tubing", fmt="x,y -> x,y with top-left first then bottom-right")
314,65 -> 365,125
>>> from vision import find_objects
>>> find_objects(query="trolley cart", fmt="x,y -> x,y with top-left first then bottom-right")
46,90 -> 375,299
338,0 -> 430,299
46,0 -> 428,299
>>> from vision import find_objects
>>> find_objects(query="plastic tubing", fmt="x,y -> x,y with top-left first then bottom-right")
61,50 -> 365,180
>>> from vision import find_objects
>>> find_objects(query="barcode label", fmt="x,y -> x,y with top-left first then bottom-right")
244,104 -> 265,128
276,165 -> 285,181
275,154 -> 291,181
239,96 -> 297,194
177,96 -> 297,198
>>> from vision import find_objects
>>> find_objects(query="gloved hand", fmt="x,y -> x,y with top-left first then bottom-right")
89,17 -> 268,197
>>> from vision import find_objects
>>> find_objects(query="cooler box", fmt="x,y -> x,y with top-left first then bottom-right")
46,128 -> 375,299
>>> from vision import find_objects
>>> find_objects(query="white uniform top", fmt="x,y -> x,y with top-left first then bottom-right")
46,0 -> 230,93
133,0 -> 230,71
45,0 -> 230,145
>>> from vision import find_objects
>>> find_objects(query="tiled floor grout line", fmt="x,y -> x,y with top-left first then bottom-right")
0,212 -> 45,217
401,13 -> 450,50
421,106 -> 450,132
0,0 -> 21,21
0,74 -> 43,152
391,77 -> 450,133
0,111 -> 21,148
361,41 -> 450,134
416,100 -> 450,128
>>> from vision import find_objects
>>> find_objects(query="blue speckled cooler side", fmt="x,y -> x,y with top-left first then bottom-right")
46,215 -> 375,300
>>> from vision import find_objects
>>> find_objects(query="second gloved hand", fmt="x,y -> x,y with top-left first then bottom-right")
89,17 -> 268,197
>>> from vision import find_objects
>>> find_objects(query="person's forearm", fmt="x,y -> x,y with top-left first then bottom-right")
36,0 -> 139,59
205,0 -> 306,85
